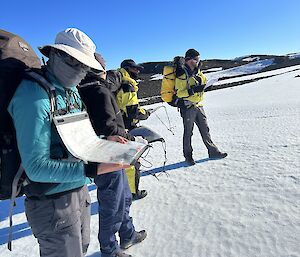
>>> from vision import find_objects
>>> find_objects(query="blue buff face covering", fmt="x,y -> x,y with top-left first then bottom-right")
47,51 -> 89,89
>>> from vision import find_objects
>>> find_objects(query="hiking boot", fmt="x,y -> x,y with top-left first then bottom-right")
120,230 -> 147,250
209,152 -> 228,159
113,250 -> 132,257
185,157 -> 196,166
132,190 -> 147,201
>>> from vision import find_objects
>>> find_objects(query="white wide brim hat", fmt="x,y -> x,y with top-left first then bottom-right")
39,28 -> 104,71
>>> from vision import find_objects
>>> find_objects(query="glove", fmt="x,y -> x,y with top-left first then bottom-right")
188,84 -> 205,95
193,84 -> 205,92
138,108 -> 150,120
134,136 -> 148,145
146,108 -> 154,114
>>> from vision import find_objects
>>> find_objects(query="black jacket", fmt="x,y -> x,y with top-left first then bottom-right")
79,77 -> 134,140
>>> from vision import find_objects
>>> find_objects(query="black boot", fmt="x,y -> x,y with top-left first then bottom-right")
132,190 -> 147,201
209,152 -> 228,159
120,230 -> 147,250
185,157 -> 196,166
184,151 -> 196,166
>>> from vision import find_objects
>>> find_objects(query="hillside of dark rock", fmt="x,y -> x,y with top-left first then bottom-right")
137,54 -> 300,105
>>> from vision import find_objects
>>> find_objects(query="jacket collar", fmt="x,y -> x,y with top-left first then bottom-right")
184,64 -> 198,77
118,68 -> 139,91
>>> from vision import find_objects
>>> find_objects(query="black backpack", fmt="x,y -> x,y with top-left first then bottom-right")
0,29 -> 42,200
106,69 -> 123,94
79,69 -> 122,95
0,30 -> 60,251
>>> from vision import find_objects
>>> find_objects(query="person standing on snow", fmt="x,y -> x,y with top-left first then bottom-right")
116,59 -> 150,130
175,48 -> 227,166
7,28 -> 127,257
116,59 -> 150,200
79,55 -> 147,257
79,54 -> 136,140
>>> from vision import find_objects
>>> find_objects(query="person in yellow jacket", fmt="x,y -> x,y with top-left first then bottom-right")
116,59 -> 150,200
116,59 -> 150,130
175,49 -> 227,166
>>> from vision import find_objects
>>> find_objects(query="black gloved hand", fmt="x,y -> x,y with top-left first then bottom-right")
193,84 -> 205,92
145,110 -> 151,117
134,136 -> 148,145
147,108 -> 154,114
188,84 -> 205,95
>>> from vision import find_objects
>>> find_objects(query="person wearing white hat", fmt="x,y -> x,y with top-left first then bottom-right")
7,28 -> 126,257
38,27 -> 104,88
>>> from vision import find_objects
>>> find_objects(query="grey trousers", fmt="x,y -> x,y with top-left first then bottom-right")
180,105 -> 219,158
25,185 -> 91,257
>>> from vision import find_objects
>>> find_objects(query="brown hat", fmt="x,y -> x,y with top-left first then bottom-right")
94,53 -> 106,70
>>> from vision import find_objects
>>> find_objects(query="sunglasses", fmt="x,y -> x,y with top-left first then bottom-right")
192,57 -> 201,63
55,50 -> 90,70
91,68 -> 106,76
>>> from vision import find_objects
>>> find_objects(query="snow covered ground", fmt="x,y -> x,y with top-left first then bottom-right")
206,59 -> 275,79
1,66 -> 300,257
206,64 -> 300,85
288,53 -> 300,60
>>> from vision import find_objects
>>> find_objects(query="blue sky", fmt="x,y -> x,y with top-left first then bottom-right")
1,0 -> 299,69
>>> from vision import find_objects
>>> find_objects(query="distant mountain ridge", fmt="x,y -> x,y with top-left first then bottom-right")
136,53 -> 300,105
140,53 -> 300,74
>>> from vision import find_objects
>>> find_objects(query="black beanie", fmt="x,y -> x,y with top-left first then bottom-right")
185,48 -> 200,59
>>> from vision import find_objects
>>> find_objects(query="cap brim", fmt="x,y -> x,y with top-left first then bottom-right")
39,44 -> 104,71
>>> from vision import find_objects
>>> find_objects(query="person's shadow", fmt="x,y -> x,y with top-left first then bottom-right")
0,184 -> 100,246
141,158 -> 210,177
0,159 -> 210,246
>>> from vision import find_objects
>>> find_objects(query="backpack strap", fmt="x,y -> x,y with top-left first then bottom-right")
164,71 -> 175,77
8,164 -> 24,251
25,71 -> 57,121
175,66 -> 191,101
182,66 -> 191,90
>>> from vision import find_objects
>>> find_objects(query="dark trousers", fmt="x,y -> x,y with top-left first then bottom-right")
25,185 -> 91,257
180,105 -> 219,158
95,170 -> 135,257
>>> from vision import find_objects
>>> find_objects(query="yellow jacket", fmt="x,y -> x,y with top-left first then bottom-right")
116,68 -> 148,129
175,68 -> 207,106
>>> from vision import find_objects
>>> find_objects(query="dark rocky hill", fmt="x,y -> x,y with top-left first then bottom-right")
136,54 -> 300,105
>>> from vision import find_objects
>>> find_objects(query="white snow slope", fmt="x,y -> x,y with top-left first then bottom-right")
1,66 -> 300,257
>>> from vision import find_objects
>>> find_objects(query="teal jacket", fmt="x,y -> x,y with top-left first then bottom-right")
8,72 -> 95,195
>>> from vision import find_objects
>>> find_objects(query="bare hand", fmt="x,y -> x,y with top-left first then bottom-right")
134,136 -> 148,145
97,163 -> 131,175
107,135 -> 128,144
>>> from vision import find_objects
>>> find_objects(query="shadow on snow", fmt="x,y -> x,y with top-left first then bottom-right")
0,158 -> 210,246
0,184 -> 99,246
141,157 -> 210,177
